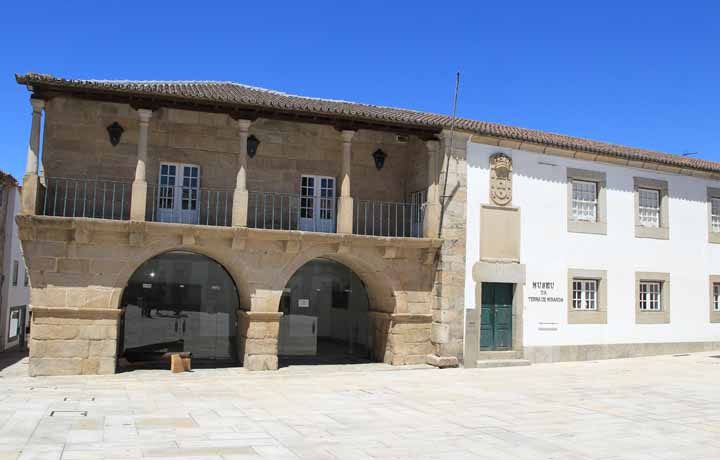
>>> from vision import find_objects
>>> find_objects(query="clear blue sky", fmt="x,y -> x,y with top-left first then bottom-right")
2,1 -> 719,181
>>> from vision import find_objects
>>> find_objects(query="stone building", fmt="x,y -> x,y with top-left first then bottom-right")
14,73 -> 720,376
15,73 -> 468,376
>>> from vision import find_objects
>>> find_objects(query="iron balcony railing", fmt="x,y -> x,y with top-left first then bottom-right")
39,177 -> 131,220
353,200 -> 424,238
248,190 -> 340,233
147,184 -> 234,226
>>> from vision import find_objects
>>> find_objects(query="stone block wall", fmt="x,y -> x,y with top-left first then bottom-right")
29,307 -> 119,376
18,215 -> 441,375
431,131 -> 470,362
41,98 -> 428,204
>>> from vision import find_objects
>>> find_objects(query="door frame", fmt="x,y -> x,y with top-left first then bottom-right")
299,174 -> 336,232
157,162 -> 201,224
479,282 -> 514,351
464,262 -> 526,367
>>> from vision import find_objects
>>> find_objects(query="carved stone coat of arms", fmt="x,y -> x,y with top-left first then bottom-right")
489,153 -> 513,206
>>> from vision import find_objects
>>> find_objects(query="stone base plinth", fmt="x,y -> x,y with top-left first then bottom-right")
238,311 -> 282,371
29,307 -> 120,376
371,313 -> 433,365
524,341 -> 720,363
426,353 -> 459,368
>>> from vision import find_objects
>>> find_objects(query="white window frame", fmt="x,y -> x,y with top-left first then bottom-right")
708,189 -> 720,244
638,188 -> 660,228
567,168 -> 606,235
634,177 -> 669,240
711,198 -> 720,233
571,180 -> 598,222
638,281 -> 662,311
572,279 -> 598,311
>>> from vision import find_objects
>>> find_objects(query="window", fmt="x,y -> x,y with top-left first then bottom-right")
567,168 -> 607,235
712,198 -> 720,233
710,276 -> 720,323
639,281 -> 662,311
638,188 -> 660,228
572,279 -> 597,310
708,188 -> 720,244
24,269 -> 29,287
12,260 -> 18,287
567,269 -> 607,324
635,272 -> 670,324
571,181 -> 597,222
634,177 -> 669,240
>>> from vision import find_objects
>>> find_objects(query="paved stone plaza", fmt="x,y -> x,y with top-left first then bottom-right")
1,352 -> 720,460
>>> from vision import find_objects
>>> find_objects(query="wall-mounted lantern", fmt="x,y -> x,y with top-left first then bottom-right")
372,149 -> 387,170
106,122 -> 124,146
247,134 -> 260,158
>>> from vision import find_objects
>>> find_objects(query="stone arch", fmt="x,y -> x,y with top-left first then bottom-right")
268,245 -> 413,365
270,244 -> 402,315
117,248 -> 242,366
113,241 -> 252,310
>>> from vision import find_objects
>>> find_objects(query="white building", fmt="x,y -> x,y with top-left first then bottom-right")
0,172 -> 29,351
464,139 -> 720,364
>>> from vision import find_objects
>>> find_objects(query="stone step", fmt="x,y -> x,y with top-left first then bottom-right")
476,350 -> 524,360
475,359 -> 531,369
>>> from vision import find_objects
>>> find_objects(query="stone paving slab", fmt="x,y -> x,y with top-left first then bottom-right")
1,352 -> 720,459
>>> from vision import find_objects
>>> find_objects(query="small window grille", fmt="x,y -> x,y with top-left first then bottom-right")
714,283 -> 720,312
638,188 -> 660,228
639,281 -> 662,311
572,279 -> 598,310
712,198 -> 720,233
571,180 -> 597,222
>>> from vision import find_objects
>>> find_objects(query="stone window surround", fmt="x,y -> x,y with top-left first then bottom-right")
567,268 -> 607,324
633,177 -> 669,240
709,275 -> 720,323
707,187 -> 720,244
635,272 -> 670,324
566,168 -> 607,235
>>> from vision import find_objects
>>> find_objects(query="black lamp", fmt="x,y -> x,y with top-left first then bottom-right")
247,134 -> 260,158
372,149 -> 387,170
106,122 -> 124,146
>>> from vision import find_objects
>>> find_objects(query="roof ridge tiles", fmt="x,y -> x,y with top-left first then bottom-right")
14,72 -> 720,174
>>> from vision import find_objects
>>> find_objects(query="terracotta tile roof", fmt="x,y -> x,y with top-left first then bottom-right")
15,72 -> 720,174
0,170 -> 18,187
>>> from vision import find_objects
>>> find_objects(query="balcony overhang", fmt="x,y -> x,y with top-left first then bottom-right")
16,215 -> 442,261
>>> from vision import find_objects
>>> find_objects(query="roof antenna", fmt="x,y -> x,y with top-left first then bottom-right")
682,151 -> 698,157
437,71 -> 461,239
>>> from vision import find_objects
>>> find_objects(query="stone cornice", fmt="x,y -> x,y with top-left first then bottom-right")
470,134 -> 720,180
16,214 -> 443,251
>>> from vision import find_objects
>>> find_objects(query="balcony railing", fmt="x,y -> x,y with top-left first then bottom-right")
248,191 -> 306,231
354,200 -> 424,237
39,177 -> 131,220
36,179 -> 427,238
147,184 -> 234,226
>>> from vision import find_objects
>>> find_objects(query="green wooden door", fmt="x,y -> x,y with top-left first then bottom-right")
480,283 -> 514,350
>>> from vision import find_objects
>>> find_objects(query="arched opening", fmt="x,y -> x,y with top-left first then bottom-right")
118,250 -> 240,370
278,258 -> 373,366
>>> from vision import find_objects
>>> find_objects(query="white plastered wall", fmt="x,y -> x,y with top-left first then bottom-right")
465,142 -> 720,347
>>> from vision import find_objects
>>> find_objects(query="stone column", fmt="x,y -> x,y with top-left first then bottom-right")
130,109 -> 152,221
21,98 -> 45,214
423,140 -> 441,238
232,119 -> 252,227
336,130 -> 355,234
238,311 -> 282,371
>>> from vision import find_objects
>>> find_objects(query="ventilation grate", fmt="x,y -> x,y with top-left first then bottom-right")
50,411 -> 88,417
